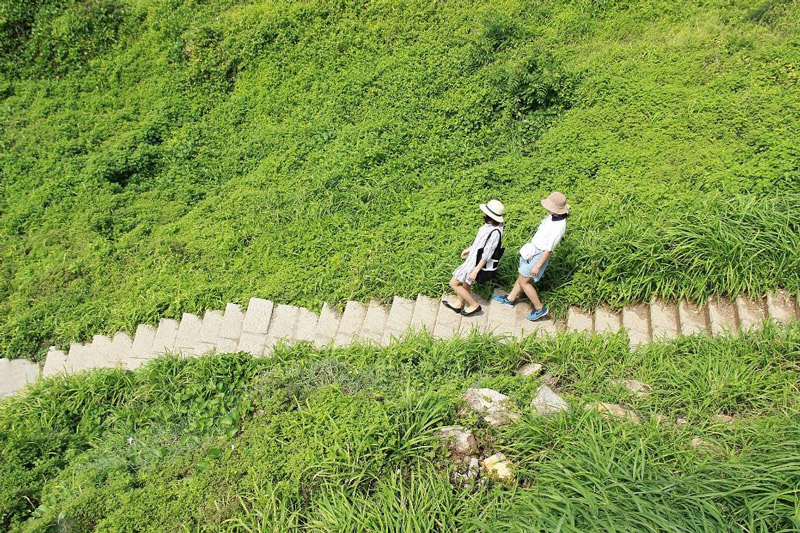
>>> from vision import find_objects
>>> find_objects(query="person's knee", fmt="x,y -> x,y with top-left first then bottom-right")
518,275 -> 532,286
449,278 -> 460,290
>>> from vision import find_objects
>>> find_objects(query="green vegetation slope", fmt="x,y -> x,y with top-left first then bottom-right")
2,327 -> 799,531
2,0 -> 799,358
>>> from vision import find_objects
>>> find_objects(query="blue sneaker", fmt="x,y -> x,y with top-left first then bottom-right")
526,306 -> 549,321
491,294 -> 516,307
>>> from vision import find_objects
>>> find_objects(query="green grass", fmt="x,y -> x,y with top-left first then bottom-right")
2,0 -> 800,359
1,325 -> 799,531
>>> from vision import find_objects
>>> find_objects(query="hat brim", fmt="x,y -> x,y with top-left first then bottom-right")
480,204 -> 504,223
541,198 -> 570,215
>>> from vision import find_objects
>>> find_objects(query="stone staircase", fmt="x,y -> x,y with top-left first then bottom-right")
1,289 -> 798,399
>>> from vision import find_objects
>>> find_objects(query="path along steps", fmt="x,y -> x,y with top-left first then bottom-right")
1,290 -> 798,398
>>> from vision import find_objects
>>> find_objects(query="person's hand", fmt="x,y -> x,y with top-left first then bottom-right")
531,265 -> 540,278
461,248 -> 470,259
469,268 -> 480,282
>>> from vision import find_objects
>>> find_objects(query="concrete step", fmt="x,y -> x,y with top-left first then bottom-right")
678,300 -> 708,336
217,303 -> 245,354
410,294 -> 439,334
294,308 -> 319,343
237,298 -> 274,356
65,342 -> 94,374
0,358 -> 41,398
707,297 -> 738,336
194,309 -> 223,355
361,301 -> 389,345
486,290 -> 518,336
566,306 -> 593,333
174,313 -> 203,355
766,290 -> 797,324
314,303 -> 341,348
622,303 -> 650,348
109,332 -> 132,366
264,304 -> 300,353
515,302 -> 558,338
151,318 -> 179,355
92,334 -> 126,369
382,296 -> 415,346
459,294 -> 488,336
595,306 -> 622,333
335,301 -> 368,347
42,346 -> 68,378
433,296 -> 462,339
735,295 -> 766,332
123,324 -> 157,369
650,299 -> 679,340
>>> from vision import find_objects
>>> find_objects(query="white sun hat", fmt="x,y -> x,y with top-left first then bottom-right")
480,199 -> 505,223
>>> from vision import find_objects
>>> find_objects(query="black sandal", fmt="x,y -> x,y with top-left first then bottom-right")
442,301 -> 463,314
461,305 -> 483,317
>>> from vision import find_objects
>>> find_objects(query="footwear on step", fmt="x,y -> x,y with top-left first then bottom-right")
461,305 -> 483,317
442,301 -> 463,314
526,306 -> 549,321
491,295 -> 516,307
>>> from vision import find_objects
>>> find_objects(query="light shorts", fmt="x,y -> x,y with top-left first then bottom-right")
519,252 -> 549,282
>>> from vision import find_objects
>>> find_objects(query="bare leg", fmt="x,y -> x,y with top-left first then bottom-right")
448,278 -> 466,308
518,277 -> 544,309
453,282 -> 480,311
507,278 -> 524,302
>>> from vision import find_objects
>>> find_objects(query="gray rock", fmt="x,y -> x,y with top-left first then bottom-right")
517,363 -> 543,377
531,385 -> 569,416
712,414 -> 734,425
437,426 -> 478,456
584,402 -> 640,424
463,388 -> 521,427
610,379 -> 652,397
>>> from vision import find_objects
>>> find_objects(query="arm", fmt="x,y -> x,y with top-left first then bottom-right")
461,247 -> 471,259
531,250 -> 551,277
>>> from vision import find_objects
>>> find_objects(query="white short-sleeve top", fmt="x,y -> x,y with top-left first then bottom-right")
529,214 -> 566,252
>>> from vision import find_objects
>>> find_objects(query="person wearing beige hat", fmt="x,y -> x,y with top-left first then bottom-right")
491,191 -> 570,321
444,199 -> 506,317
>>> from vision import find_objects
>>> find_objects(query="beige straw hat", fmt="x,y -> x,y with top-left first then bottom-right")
480,199 -> 505,223
541,192 -> 570,215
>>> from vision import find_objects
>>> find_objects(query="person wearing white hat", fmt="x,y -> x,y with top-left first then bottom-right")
444,199 -> 506,317
491,191 -> 570,321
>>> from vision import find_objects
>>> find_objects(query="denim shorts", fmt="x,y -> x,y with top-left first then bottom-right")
519,252 -> 549,282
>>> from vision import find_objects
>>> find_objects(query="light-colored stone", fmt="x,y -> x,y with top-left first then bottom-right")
712,414 -> 734,424
678,300 -> 709,336
360,301 -> 389,344
242,297 -> 274,335
42,346 -> 68,378
236,331 -> 267,356
110,332 -> 132,363
595,306 -> 621,333
0,358 -> 40,398
735,296 -> 765,332
650,299 -> 679,340
482,453 -> 513,482
382,296 -> 415,345
88,334 -> 113,369
690,437 -> 717,452
463,388 -> 521,427
459,294 -> 488,336
584,402 -> 640,424
294,308 -> 319,343
264,304 -> 300,352
314,303 -> 341,348
531,385 -> 569,416
335,301 -> 367,347
622,303 -> 650,348
218,303 -> 245,347
486,290 -> 518,336
766,290 -> 797,324
517,363 -> 544,377
434,297 -> 462,339
676,417 -> 688,426
436,426 -> 478,456
410,294 -> 439,334
65,342 -> 93,373
194,310 -> 223,355
129,324 -> 156,359
174,313 -> 203,355
151,318 -> 179,355
707,297 -> 738,336
609,379 -> 652,398
566,306 -> 593,333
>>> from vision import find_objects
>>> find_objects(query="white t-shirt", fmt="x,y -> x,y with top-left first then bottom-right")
529,214 -> 566,252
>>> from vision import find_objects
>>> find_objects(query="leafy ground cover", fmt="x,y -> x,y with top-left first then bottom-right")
1,325 -> 799,531
2,0 -> 799,359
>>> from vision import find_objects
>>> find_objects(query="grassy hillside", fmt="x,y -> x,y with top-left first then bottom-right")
2,0 -> 799,359
2,326 -> 799,531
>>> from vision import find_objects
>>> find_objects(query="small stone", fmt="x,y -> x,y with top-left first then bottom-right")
690,437 -> 717,452
609,379 -> 652,398
531,385 -> 570,416
462,388 -> 521,427
518,363 -> 543,377
676,417 -> 688,426
437,426 -> 478,456
712,414 -> 734,425
584,402 -> 640,424
482,453 -> 513,482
